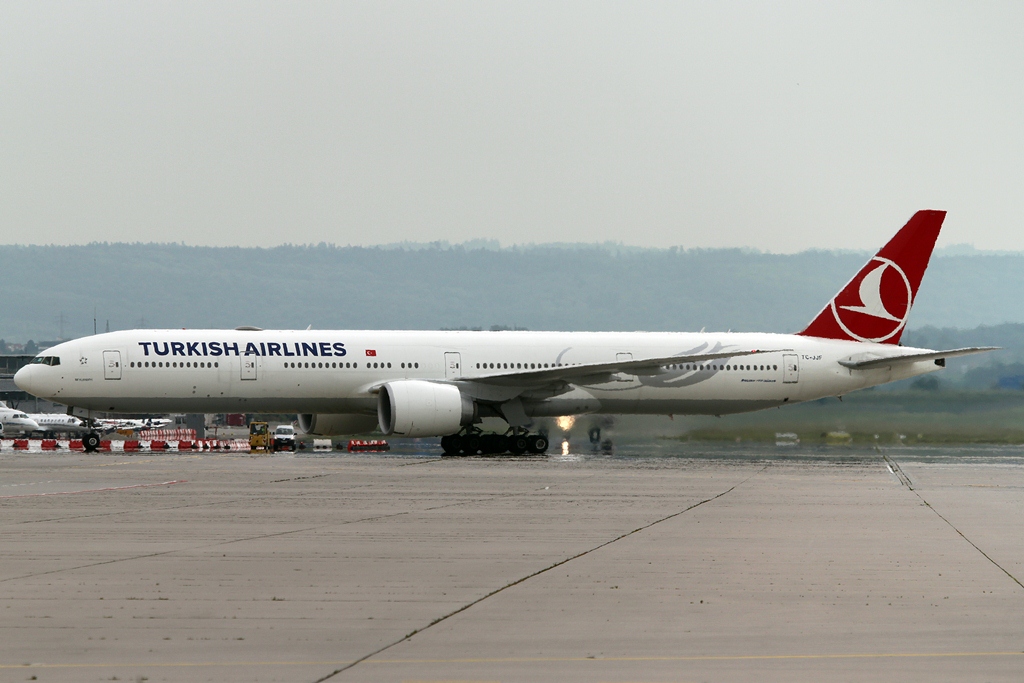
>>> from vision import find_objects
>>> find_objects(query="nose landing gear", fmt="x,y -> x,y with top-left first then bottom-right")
82,432 -> 101,453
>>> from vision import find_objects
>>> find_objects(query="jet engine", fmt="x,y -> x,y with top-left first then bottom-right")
296,413 -> 379,436
377,380 -> 476,437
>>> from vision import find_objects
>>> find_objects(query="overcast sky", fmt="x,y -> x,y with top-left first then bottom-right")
1,2 -> 1021,251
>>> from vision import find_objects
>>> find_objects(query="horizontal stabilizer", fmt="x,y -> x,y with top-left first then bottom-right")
838,347 -> 998,370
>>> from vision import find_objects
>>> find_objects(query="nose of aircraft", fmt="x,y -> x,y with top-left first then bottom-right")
14,365 -> 36,396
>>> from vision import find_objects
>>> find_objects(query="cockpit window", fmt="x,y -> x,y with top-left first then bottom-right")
30,356 -> 60,366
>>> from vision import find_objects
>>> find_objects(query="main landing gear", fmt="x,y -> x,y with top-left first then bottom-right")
440,429 -> 548,456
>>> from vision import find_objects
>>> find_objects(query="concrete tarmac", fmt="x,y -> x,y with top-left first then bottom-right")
0,447 -> 1022,682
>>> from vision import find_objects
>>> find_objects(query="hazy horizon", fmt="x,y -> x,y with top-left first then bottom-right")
3,3 -> 1022,252
0,238 -> 1016,258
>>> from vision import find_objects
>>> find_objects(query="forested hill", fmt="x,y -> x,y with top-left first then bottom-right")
2,242 -> 1023,341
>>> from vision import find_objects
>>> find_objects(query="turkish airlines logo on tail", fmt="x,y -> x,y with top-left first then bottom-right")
798,210 -> 944,345
830,257 -> 913,343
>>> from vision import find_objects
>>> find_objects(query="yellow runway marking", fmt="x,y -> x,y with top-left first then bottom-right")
1,651 -> 1022,669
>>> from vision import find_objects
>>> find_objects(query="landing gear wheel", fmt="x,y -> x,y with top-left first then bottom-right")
83,432 -> 101,453
480,434 -> 509,455
440,435 -> 462,456
527,435 -> 548,454
509,435 -> 529,455
464,434 -> 481,455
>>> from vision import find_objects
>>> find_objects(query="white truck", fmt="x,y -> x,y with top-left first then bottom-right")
273,424 -> 297,452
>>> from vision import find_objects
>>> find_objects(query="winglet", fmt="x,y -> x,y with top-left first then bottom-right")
799,210 -> 945,345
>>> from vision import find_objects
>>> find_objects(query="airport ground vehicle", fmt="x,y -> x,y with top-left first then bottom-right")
248,421 -> 270,452
273,425 -> 296,452
14,211 -> 996,454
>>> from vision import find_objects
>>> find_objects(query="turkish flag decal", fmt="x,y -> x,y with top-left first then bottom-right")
365,349 -> 377,356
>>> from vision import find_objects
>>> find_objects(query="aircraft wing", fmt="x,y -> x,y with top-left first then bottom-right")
838,347 -> 998,370
468,348 -> 790,387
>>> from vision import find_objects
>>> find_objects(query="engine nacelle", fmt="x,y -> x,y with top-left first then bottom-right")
377,380 -> 476,437
296,413 -> 379,436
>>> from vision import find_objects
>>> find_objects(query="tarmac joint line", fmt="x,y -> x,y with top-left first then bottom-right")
881,453 -> 913,489
311,466 -> 767,683
0,479 -> 186,500
887,454 -> 1024,591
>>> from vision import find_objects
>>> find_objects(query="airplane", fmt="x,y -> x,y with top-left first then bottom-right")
0,403 -> 41,436
29,413 -> 89,435
93,417 -> 173,433
0,401 -> 90,436
13,210 -> 995,454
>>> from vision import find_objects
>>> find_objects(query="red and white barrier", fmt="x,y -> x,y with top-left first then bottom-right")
347,439 -> 390,452
0,438 -> 251,453
137,429 -> 197,441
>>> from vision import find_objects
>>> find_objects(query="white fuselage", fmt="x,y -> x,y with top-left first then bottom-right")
14,329 -> 940,419
30,414 -> 88,434
0,408 -> 41,435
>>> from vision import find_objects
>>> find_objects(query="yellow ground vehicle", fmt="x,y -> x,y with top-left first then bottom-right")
248,421 -> 271,452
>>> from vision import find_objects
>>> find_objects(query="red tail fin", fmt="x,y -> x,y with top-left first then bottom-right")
798,210 -> 945,345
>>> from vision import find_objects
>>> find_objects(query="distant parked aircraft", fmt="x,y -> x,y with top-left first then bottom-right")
0,403 -> 41,435
30,413 -> 89,435
94,417 -> 173,433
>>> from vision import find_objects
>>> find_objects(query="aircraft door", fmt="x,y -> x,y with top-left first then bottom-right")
241,356 -> 258,381
783,354 -> 799,383
445,352 -> 462,380
102,351 -> 122,380
616,352 -> 633,362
